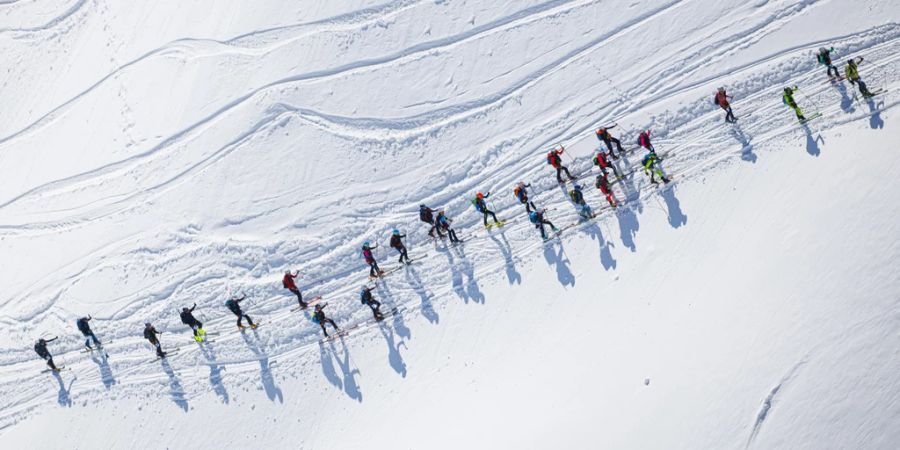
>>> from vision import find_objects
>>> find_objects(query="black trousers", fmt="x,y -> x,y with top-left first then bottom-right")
482,210 -> 499,226
602,137 -> 623,157
396,247 -> 410,263
555,166 -> 573,182
319,318 -> 339,336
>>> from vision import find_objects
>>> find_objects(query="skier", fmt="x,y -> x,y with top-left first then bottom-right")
180,303 -> 207,342
529,209 -> 559,240
569,184 -> 593,219
513,182 -> 537,213
845,57 -> 875,98
34,337 -> 60,371
637,130 -> 656,155
359,286 -> 384,320
225,295 -> 256,329
312,303 -> 340,337
546,145 -> 574,183
419,204 -> 443,239
595,173 -> 619,207
714,87 -> 737,123
76,316 -> 102,350
362,241 -> 384,278
592,150 -> 622,179
435,210 -> 462,244
389,230 -> 411,265
595,126 -> 624,158
642,152 -> 671,185
473,192 -> 502,228
817,47 -> 839,79
282,270 -> 307,309
782,86 -> 807,122
143,323 -> 166,358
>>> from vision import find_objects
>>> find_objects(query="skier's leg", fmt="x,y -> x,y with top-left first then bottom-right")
555,167 -> 564,183
320,322 -> 328,336
427,225 -> 435,238
245,315 -> 255,326
611,137 -> 624,155
90,333 -> 101,347
858,80 -> 873,97
488,210 -> 500,224
328,318 -> 339,331
562,166 -> 574,180
449,229 -> 460,242
236,314 -> 244,328
544,219 -> 557,231
46,356 -> 58,370
369,262 -> 377,277
538,223 -> 547,239
482,211 -> 489,226
524,201 -> 532,213
726,107 -> 736,122
84,337 -> 92,349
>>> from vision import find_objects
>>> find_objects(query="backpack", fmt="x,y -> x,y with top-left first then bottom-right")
513,186 -> 523,200
529,212 -> 539,224
713,94 -> 720,106
473,199 -> 485,212
546,152 -> 557,166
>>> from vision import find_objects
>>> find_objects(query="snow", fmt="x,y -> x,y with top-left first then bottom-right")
1,0 -> 899,448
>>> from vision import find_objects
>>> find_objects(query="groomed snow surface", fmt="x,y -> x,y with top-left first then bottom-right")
1,0 -> 899,448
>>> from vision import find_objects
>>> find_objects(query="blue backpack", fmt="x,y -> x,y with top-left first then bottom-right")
529,211 -> 539,223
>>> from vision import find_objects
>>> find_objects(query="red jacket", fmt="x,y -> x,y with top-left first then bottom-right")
282,273 -> 297,290
594,152 -> 611,168
715,91 -> 730,109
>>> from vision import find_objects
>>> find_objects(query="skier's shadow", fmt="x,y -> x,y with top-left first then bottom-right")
318,341 -> 343,390
405,266 -> 439,324
802,122 -> 824,156
731,124 -> 757,163
90,353 -> 116,389
489,233 -> 520,285
833,81 -> 855,113
581,221 -> 616,271
866,97 -> 884,129
376,280 -> 411,339
241,331 -> 282,403
446,243 -> 485,304
542,240 -> 575,287
615,205 -> 640,252
330,338 -> 362,402
659,185 -> 687,228
52,371 -> 74,407
160,358 -> 188,411
379,321 -> 408,377
198,342 -> 229,404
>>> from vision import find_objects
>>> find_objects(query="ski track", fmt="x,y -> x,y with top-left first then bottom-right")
1,1 -> 899,432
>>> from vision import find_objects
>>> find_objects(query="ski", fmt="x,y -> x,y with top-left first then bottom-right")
151,348 -> 181,362
800,112 -> 823,124
41,366 -> 70,374
375,306 -> 402,322
290,295 -> 324,312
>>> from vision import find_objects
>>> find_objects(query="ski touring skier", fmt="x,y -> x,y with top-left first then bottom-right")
529,209 -> 559,240
569,184 -> 593,219
595,173 -> 620,207
435,210 -> 462,244
642,152 -> 671,185
592,150 -> 622,179
546,145 -> 574,183
362,241 -> 385,278
513,182 -> 538,213
225,295 -> 256,329
637,130 -> 656,155
389,230 -> 411,265
817,47 -> 839,79
782,86 -> 807,123
595,125 -> 624,159
473,192 -> 503,228
845,57 -> 876,98
359,286 -> 384,321
419,204 -> 444,239
714,87 -> 737,123
312,303 -> 340,337
282,270 -> 307,309
34,337 -> 60,371
143,323 -> 167,358
76,316 -> 102,350
180,303 -> 207,342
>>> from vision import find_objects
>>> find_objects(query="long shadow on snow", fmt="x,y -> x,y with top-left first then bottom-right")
730,123 -> 757,163
405,266 -> 439,324
198,342 -> 229,403
444,243 -> 485,304
867,96 -> 885,129
52,371 -> 74,407
379,321 -> 408,378
580,221 -> 617,271
160,358 -> 188,411
831,81 -> 856,113
374,278 -> 411,339
489,233 -> 521,285
615,205 -> 640,252
802,122 -> 824,157
90,353 -> 116,389
542,240 -> 575,287
241,330 -> 283,403
658,184 -> 687,229
323,337 -> 362,402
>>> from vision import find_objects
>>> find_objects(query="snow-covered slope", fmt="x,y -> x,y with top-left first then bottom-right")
1,0 -> 898,448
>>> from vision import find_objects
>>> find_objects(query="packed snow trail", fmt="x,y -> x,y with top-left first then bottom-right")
1,0 -> 899,448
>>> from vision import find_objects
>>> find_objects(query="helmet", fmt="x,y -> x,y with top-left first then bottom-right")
476,192 -> 484,199
573,184 -> 582,190
182,307 -> 189,312
145,322 -> 151,327
784,87 -> 791,94
392,229 -> 400,235
596,127 -> 605,134
284,270 -> 291,275
419,204 -> 426,208
819,47 -> 827,53
361,285 -> 368,292
363,241 -> 370,247
38,338 -> 46,344
717,87 -> 725,93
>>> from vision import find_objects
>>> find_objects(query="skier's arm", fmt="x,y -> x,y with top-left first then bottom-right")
47,337 -> 58,343
189,303 -> 196,312
608,123 -> 617,130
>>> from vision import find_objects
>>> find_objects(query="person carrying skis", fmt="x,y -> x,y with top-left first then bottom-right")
180,303 -> 206,342
34,337 -> 60,371
595,173 -> 620,207
782,86 -> 806,122
637,130 -> 655,154
529,209 -> 559,240
313,303 -> 340,337
282,270 -> 307,309
817,47 -> 839,79
642,152 -> 671,185
845,57 -> 875,98
143,323 -> 166,358
714,87 -> 737,123
435,210 -> 461,244
76,316 -> 102,350
362,241 -> 384,277
546,145 -> 574,183
513,182 -> 537,213
473,192 -> 502,228
389,230 -> 411,265
225,295 -> 256,329
595,125 -> 624,158
419,204 -> 443,239
569,184 -> 593,219
359,286 -> 384,321
592,150 -> 621,179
